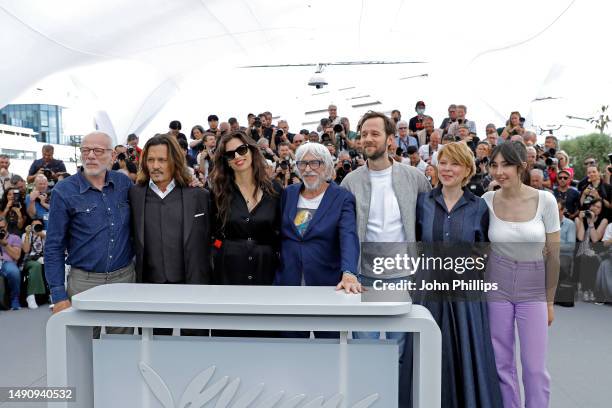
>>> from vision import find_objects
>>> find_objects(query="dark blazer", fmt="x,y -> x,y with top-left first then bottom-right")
276,181 -> 359,286
129,184 -> 212,284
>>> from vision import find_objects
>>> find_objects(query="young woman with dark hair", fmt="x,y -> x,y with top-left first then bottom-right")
483,141 -> 560,408
209,131 -> 281,286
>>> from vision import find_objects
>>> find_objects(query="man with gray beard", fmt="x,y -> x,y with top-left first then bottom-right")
45,132 -> 135,336
276,142 -> 360,294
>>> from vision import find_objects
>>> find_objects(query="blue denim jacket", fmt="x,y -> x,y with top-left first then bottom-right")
44,170 -> 134,303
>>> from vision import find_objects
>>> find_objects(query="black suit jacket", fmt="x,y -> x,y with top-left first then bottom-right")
129,184 -> 212,284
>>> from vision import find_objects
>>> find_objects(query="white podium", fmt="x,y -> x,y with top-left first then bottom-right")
47,284 -> 441,408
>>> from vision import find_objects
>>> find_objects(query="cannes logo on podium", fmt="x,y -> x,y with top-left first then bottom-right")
139,362 -> 379,408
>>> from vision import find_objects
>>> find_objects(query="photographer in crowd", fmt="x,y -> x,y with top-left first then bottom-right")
575,199 -> 609,302
27,145 -> 66,186
196,132 -> 218,185
554,169 -> 580,220
580,165 -> 611,218
274,148 -> 300,188
408,100 -> 427,134
0,154 -> 14,198
415,115 -> 435,146
418,130 -> 441,163
188,125 -> 206,159
26,174 -> 51,228
111,145 -> 138,181
0,215 -> 22,310
446,104 -> 477,138
126,133 -> 142,163
334,150 -> 354,184
500,111 -> 525,139
21,217 -> 48,309
395,120 -> 418,153
0,187 -> 28,234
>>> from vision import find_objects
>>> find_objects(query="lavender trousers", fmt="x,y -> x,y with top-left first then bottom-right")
487,252 -> 550,408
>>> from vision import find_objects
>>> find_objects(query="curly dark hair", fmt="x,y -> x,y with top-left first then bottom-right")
210,131 -> 276,228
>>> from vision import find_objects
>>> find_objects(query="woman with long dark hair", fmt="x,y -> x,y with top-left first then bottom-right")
483,141 -> 560,408
209,131 -> 281,286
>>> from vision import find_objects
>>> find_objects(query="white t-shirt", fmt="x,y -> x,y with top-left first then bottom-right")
365,166 -> 406,242
483,189 -> 560,261
418,144 -> 439,162
294,191 -> 325,237
431,150 -> 439,166
400,158 -> 427,174
603,223 -> 612,242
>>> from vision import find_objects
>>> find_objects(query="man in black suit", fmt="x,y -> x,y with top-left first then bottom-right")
129,133 -> 211,288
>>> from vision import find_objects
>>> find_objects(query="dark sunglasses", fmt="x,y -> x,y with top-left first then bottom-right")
558,176 -> 569,180
223,144 -> 249,161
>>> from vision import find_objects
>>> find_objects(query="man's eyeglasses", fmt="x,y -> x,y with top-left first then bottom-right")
398,127 -> 408,130
223,144 -> 249,161
80,147 -> 112,156
296,160 -> 323,170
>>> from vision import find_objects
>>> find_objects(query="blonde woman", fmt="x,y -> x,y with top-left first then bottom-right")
404,142 -> 502,407
500,111 -> 525,140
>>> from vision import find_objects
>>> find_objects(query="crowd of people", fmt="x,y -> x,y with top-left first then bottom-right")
1,102 -> 611,408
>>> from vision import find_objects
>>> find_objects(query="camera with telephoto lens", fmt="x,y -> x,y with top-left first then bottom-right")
545,157 -> 558,167
475,157 -> 489,173
194,140 -> 206,152
12,189 -> 21,208
342,160 -> 352,172
126,146 -> 137,161
585,210 -> 593,219
117,152 -> 127,161
333,124 -> 344,133
279,160 -> 290,170
276,129 -> 284,139
36,191 -> 51,204
42,168 -> 53,181
33,223 -> 44,233
0,229 -> 6,241
253,117 -> 262,128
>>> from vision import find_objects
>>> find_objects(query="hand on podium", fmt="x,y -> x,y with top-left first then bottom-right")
53,300 -> 71,314
336,272 -> 363,294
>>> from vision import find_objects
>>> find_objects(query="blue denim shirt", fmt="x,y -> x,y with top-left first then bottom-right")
416,186 -> 489,243
44,170 -> 133,303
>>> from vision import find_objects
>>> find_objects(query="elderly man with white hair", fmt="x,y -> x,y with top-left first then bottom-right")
530,168 -> 547,190
395,120 -> 418,154
523,130 -> 537,146
45,132 -> 135,335
276,142 -> 361,319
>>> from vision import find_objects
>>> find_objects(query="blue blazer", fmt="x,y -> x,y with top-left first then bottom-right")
276,182 -> 359,286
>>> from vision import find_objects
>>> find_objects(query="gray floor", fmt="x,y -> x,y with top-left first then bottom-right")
0,302 -> 610,407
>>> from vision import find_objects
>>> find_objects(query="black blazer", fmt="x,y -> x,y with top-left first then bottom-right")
129,184 -> 212,284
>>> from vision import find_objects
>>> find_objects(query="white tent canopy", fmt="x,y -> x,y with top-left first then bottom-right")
1,0 -> 610,143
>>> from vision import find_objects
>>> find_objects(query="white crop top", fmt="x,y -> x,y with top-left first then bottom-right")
482,190 -> 560,261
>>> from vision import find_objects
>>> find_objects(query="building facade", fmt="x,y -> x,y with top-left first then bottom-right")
0,104 -> 65,144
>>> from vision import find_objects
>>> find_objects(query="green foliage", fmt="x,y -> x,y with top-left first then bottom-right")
560,133 -> 612,180
590,105 -> 610,134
